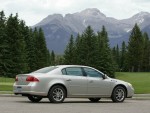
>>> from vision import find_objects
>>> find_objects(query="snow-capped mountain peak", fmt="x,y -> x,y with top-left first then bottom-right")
80,8 -> 106,18
132,11 -> 150,20
136,11 -> 150,17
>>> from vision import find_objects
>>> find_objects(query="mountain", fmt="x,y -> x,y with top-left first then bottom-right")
33,8 -> 150,53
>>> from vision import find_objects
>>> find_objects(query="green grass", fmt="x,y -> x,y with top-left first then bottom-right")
0,85 -> 13,91
0,77 -> 14,91
0,77 -> 14,83
116,72 -> 150,94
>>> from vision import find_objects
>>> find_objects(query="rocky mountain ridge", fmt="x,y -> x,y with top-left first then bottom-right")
33,8 -> 150,53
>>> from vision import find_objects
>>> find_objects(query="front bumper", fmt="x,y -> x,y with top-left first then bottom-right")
127,86 -> 134,98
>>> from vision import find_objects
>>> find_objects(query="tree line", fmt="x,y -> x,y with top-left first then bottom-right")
0,11 -> 55,77
112,24 -> 150,72
64,24 -> 150,77
1,10 -> 150,78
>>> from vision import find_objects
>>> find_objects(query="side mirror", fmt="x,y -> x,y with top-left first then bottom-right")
102,74 -> 107,79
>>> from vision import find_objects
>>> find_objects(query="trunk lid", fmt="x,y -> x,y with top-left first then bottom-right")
16,74 -> 30,85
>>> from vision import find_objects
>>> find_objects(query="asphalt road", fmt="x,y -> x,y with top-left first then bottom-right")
0,96 -> 150,113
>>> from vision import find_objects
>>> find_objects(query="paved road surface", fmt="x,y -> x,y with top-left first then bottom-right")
0,96 -> 150,113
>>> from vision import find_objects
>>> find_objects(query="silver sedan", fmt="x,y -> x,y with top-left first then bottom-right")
13,65 -> 134,103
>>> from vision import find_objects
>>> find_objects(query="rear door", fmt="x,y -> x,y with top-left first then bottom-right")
62,67 -> 87,96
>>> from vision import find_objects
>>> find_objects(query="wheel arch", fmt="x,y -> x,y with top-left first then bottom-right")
111,84 -> 128,97
48,83 -> 68,97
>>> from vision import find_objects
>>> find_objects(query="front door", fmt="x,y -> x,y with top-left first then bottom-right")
83,67 -> 111,96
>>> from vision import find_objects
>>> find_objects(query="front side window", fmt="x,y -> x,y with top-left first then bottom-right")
84,68 -> 103,78
62,67 -> 83,76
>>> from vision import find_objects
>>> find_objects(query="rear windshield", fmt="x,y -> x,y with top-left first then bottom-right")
32,66 -> 57,73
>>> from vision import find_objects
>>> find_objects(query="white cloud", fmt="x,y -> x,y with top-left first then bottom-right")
0,0 -> 150,26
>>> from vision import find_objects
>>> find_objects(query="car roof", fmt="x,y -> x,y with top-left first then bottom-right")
55,65 -> 93,69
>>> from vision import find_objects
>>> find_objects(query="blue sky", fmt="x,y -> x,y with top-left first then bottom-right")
0,0 -> 150,26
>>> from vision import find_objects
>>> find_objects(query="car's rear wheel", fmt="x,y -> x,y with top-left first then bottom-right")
89,98 -> 101,102
27,95 -> 42,102
48,85 -> 66,103
111,86 -> 126,102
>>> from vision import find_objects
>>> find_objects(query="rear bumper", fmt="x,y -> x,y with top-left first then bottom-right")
14,91 -> 47,96
13,83 -> 47,96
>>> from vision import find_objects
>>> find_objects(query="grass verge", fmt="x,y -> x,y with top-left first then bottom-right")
116,72 -> 150,94
0,77 -> 14,91
0,73 -> 150,94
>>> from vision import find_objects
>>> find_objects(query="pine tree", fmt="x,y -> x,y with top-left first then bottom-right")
37,28 -> 48,67
64,26 -> 98,68
46,49 -> 51,66
97,26 -> 115,77
116,44 -> 120,68
72,26 -> 97,66
120,41 -> 127,71
32,28 -> 39,70
21,27 -> 36,72
74,34 -> 87,65
142,32 -> 150,71
148,37 -> 150,71
73,34 -> 80,65
127,24 -> 143,72
33,27 -> 48,69
64,35 -> 75,64
111,47 -> 119,71
81,26 -> 98,67
0,11 -> 9,76
112,47 -> 116,60
51,50 -> 55,65
6,14 -> 27,77
19,20 -> 29,72
55,55 -> 64,65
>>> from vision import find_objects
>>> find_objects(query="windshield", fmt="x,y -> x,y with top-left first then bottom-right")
32,66 -> 58,73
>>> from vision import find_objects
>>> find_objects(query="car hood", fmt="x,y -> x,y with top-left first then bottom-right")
109,78 -> 129,85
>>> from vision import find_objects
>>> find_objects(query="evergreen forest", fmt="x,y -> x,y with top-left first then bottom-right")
1,11 -> 150,78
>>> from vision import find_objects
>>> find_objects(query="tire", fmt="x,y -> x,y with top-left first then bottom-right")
48,85 -> 66,103
27,95 -> 42,103
89,98 -> 101,102
111,86 -> 126,102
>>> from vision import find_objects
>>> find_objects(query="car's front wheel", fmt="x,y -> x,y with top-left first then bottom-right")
89,98 -> 101,102
111,86 -> 126,102
48,85 -> 66,103
27,95 -> 42,102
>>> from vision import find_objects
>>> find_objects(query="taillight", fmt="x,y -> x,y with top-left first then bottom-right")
26,76 -> 39,82
15,76 -> 18,81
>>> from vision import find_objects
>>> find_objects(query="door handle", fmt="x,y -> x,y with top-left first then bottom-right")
89,80 -> 93,83
66,79 -> 72,81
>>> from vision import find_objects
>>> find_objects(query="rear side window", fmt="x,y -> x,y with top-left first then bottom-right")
32,66 -> 57,73
62,67 -> 83,76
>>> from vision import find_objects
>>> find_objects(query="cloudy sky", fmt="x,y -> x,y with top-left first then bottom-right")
0,0 -> 150,26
